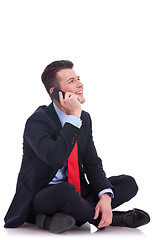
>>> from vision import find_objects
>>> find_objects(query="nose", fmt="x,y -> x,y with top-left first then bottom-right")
76,80 -> 83,88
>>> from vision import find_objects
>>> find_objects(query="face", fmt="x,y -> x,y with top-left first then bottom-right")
53,68 -> 85,104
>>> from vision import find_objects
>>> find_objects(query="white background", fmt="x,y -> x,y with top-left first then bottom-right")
0,0 -> 159,239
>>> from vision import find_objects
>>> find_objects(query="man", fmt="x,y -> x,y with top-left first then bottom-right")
4,60 -> 150,233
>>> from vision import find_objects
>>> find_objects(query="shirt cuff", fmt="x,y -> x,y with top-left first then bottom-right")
66,115 -> 82,129
98,188 -> 114,199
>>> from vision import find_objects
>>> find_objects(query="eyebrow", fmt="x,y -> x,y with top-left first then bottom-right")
67,76 -> 80,82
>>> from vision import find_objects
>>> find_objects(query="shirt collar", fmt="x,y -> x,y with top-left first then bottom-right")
53,101 -> 68,127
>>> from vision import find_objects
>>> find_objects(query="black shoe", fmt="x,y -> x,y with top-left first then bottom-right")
111,208 -> 150,228
36,213 -> 76,233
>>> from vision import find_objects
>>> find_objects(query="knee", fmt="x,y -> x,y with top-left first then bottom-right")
128,175 -> 138,194
123,175 -> 139,198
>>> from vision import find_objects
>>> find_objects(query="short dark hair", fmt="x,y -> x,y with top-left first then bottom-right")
41,60 -> 74,94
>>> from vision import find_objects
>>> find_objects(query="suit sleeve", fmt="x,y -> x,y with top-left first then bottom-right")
82,113 -> 113,195
24,112 -> 80,170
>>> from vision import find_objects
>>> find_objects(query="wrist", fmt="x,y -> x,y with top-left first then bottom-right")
72,110 -> 81,118
100,193 -> 111,202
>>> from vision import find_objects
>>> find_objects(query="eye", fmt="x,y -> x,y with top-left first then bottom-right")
68,79 -> 74,84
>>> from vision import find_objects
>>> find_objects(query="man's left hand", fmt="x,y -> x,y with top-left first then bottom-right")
94,193 -> 113,228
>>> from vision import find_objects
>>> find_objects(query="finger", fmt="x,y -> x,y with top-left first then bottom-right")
98,212 -> 113,228
59,91 -> 64,103
98,218 -> 108,228
76,95 -> 81,102
98,213 -> 107,228
98,220 -> 105,229
94,207 -> 100,220
64,92 -> 73,99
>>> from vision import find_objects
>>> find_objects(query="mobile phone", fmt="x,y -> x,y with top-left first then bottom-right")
50,88 -> 65,102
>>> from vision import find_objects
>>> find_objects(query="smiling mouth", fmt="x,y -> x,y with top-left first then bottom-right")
75,90 -> 83,94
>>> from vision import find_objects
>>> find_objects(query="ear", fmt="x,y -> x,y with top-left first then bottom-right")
50,87 -> 55,95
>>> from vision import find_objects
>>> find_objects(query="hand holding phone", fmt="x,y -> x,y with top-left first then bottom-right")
50,88 -> 66,102
51,87 -> 82,118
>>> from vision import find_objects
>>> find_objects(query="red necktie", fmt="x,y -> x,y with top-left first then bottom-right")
68,141 -> 81,195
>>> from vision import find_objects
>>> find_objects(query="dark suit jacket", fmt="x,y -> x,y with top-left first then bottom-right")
4,103 -> 113,228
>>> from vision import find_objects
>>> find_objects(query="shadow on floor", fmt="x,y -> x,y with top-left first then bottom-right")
4,222 -> 145,238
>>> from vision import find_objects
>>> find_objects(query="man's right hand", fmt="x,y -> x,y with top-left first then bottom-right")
94,194 -> 113,228
59,91 -> 82,118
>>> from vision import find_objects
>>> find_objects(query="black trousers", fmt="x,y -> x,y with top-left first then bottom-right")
31,175 -> 138,227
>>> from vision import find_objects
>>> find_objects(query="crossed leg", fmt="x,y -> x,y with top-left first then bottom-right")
30,174 -> 138,227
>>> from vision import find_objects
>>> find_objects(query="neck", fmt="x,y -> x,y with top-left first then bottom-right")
53,100 -> 64,112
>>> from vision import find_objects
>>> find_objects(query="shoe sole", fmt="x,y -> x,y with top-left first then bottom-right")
47,213 -> 76,234
36,213 -> 76,234
36,214 -> 46,228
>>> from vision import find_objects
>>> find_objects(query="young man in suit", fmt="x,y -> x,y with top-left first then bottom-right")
4,60 -> 150,233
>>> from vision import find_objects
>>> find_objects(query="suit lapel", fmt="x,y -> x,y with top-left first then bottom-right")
46,102 -> 62,133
